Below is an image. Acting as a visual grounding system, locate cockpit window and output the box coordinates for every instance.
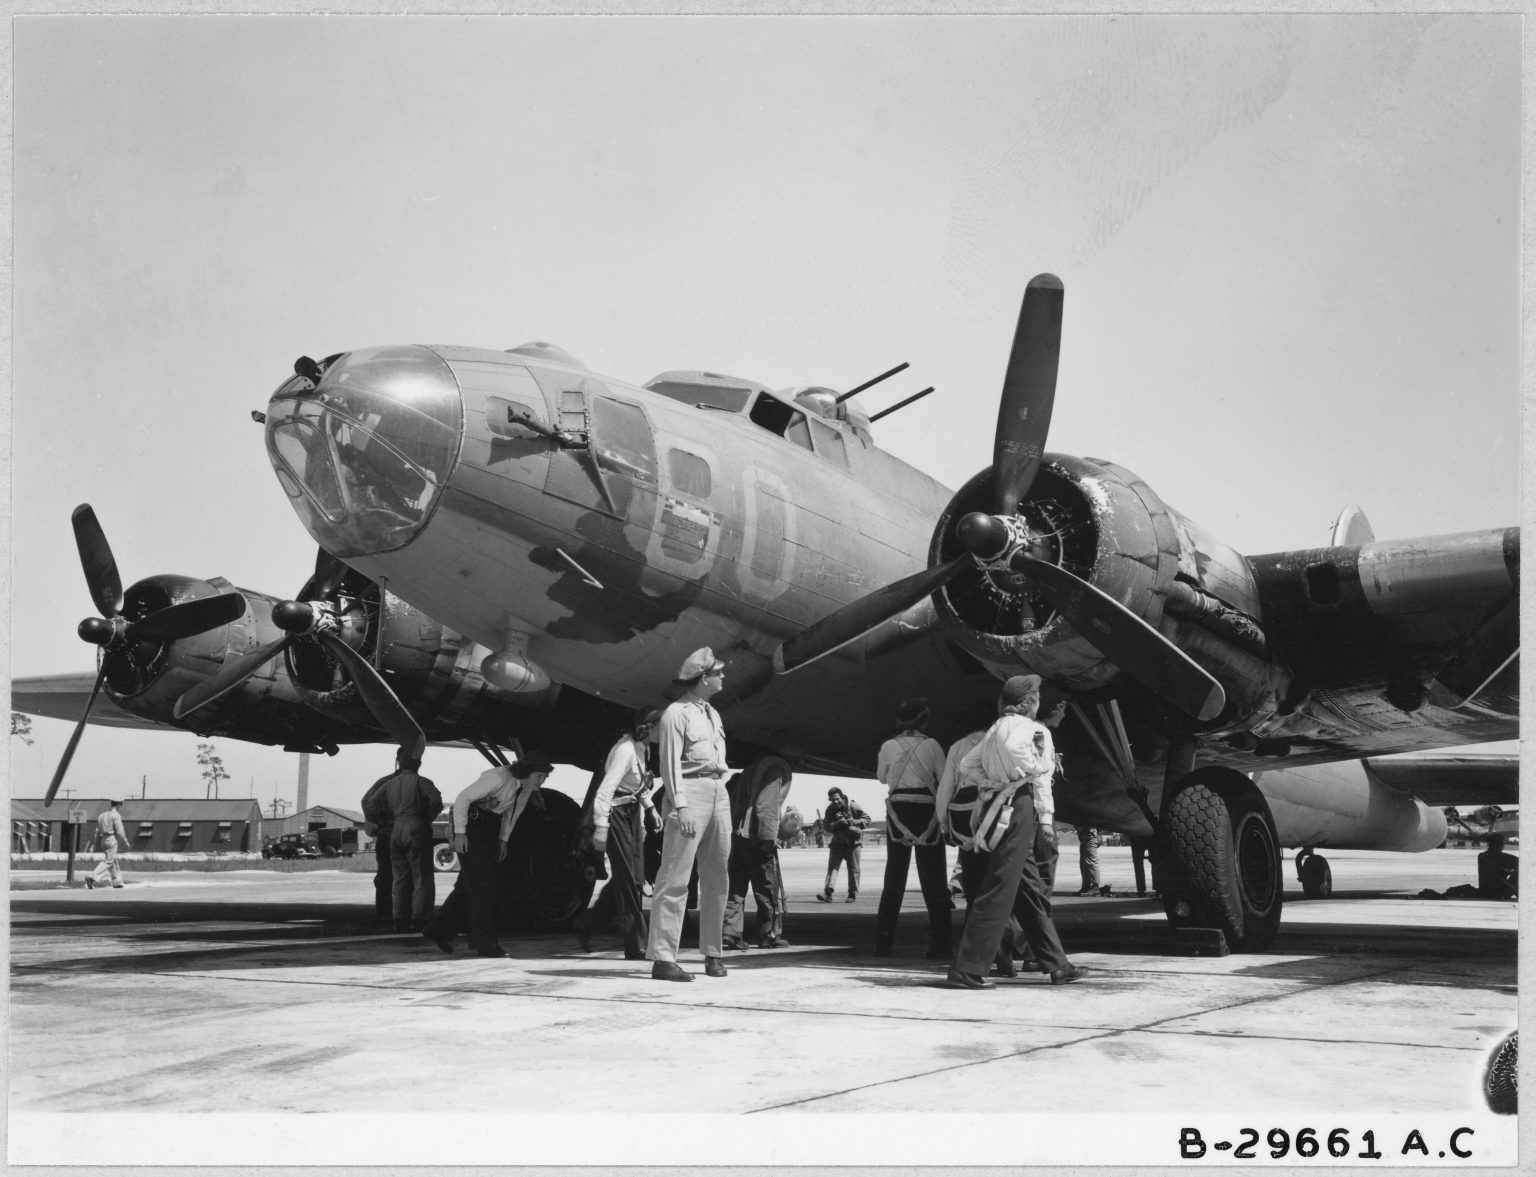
[646,381,752,413]
[749,393,813,451]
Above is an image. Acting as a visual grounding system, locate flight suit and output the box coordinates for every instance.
[378,769,444,928]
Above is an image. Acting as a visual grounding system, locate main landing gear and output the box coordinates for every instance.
[1295,846,1332,899]
[1159,765,1284,952]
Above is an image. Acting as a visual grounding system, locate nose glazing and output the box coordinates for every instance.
[264,346,463,558]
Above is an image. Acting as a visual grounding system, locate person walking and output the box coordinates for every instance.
[816,787,868,902]
[364,750,444,932]
[873,698,952,960]
[723,759,793,949]
[84,798,128,890]
[421,755,553,958]
[576,708,662,960]
[945,675,1088,989]
[647,648,733,982]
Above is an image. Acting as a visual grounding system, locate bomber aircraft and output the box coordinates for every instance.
[17,275,1518,950]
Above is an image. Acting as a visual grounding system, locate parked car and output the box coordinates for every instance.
[263,833,321,860]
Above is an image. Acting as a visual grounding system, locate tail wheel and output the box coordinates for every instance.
[1161,767,1283,952]
[432,842,459,873]
[499,789,595,932]
[1297,851,1332,899]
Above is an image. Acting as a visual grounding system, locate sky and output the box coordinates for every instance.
[4,12,1523,822]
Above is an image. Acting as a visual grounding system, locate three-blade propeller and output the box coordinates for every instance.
[172,549,426,760]
[44,506,248,805]
[772,275,1226,722]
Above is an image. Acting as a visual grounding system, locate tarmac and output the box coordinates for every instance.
[7,844,1521,1168]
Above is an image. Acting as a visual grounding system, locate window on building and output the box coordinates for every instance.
[175,822,193,839]
[136,823,154,839]
[214,821,233,844]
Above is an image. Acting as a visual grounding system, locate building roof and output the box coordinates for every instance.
[292,805,366,825]
[13,798,263,822]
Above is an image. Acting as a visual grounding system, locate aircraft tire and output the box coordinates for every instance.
[500,789,596,933]
[1298,853,1332,900]
[1161,768,1282,952]
[432,842,459,873]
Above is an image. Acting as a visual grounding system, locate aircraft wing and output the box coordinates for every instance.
[1359,753,1521,807]
[11,674,173,732]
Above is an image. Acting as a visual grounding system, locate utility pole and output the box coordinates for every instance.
[141,774,147,799]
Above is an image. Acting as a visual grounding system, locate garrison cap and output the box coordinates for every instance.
[678,646,724,680]
[1000,674,1043,707]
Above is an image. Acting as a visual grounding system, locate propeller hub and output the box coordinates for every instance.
[956,512,1011,560]
[77,616,119,647]
[272,600,316,634]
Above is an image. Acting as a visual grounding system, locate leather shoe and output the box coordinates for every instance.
[623,950,648,961]
[721,937,750,951]
[652,960,693,982]
[704,956,728,978]
[422,929,453,954]
[993,956,1019,978]
[756,938,789,949]
[845,895,857,903]
[814,893,833,903]
[1050,963,1090,985]
[944,969,996,990]
[476,946,509,959]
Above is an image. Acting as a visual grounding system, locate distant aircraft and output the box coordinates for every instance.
[16,275,1518,950]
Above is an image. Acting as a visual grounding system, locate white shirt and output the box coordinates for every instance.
[452,766,539,842]
[959,713,1057,826]
[96,808,128,843]
[592,736,651,833]
[877,734,946,802]
[935,730,986,821]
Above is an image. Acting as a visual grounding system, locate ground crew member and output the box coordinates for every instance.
[723,759,792,949]
[359,779,395,928]
[647,647,732,982]
[946,675,1088,989]
[874,698,952,960]
[84,798,127,890]
[1075,824,1102,895]
[817,787,868,903]
[421,755,553,958]
[576,708,661,959]
[364,750,443,931]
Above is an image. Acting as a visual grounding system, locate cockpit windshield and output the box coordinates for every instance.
[264,346,462,558]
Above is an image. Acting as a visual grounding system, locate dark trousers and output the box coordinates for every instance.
[423,813,501,952]
[577,803,648,955]
[1131,836,1152,895]
[389,821,435,926]
[724,835,782,944]
[823,840,861,898]
[876,840,952,953]
[955,792,1068,976]
[373,830,395,924]
[958,814,1057,965]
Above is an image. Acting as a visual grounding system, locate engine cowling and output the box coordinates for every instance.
[930,455,1288,727]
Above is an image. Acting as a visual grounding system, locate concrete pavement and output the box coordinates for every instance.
[8,845,1519,1166]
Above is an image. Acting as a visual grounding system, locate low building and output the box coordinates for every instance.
[261,806,370,848]
[11,798,264,854]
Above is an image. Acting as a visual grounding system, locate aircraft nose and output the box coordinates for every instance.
[263,345,464,559]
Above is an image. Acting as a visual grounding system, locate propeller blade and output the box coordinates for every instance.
[773,555,974,674]
[128,593,248,643]
[71,504,124,618]
[994,274,1064,516]
[44,665,108,806]
[173,634,292,719]
[1009,552,1225,722]
[316,632,426,758]
[1428,593,1519,708]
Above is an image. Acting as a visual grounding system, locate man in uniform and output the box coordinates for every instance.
[647,647,733,982]
[816,787,868,903]
[364,749,444,932]
[84,798,128,890]
[421,755,553,958]
[723,760,792,949]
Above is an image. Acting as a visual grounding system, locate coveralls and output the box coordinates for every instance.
[375,768,443,927]
[423,767,538,953]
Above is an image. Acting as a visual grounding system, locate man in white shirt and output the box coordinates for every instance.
[421,755,553,958]
[85,799,128,890]
[945,676,1088,990]
[647,647,733,982]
